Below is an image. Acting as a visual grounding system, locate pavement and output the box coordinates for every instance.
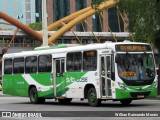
[0,91,3,95]
[0,91,159,99]
[151,95,160,100]
[0,91,11,97]
[0,91,4,96]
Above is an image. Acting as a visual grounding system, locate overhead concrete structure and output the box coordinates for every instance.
[0,12,43,41]
[0,31,130,39]
[48,0,117,43]
[0,0,118,45]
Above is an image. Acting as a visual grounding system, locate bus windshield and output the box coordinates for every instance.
[117,53,155,81]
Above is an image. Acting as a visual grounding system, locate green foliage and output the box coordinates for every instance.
[91,0,106,5]
[91,0,108,10]
[28,22,42,31]
[118,0,160,45]
[91,0,160,47]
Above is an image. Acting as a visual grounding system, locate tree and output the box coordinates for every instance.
[91,0,108,7]
[118,0,160,45]
[91,0,160,47]
[28,22,42,31]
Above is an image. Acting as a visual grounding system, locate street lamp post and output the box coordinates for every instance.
[42,0,48,46]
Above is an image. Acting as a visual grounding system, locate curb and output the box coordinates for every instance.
[0,94,12,97]
[0,91,12,97]
[147,96,160,100]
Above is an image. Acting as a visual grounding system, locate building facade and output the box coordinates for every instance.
[35,0,126,32]
[0,0,127,55]
[0,0,126,31]
[0,0,36,29]
[0,0,128,86]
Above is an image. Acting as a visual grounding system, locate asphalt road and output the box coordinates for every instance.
[0,91,160,120]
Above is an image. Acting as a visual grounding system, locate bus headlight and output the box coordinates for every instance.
[118,82,127,90]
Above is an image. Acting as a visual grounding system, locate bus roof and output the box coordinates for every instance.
[3,41,151,58]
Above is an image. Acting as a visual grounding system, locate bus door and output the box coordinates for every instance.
[100,55,112,98]
[54,58,66,97]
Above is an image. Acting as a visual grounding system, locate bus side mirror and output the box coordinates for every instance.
[115,55,119,63]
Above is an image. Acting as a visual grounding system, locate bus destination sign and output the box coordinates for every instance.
[115,44,152,52]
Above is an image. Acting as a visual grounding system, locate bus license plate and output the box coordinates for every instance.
[137,95,144,98]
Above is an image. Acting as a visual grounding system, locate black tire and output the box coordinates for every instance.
[87,88,101,107]
[120,99,132,106]
[29,87,45,104]
[58,98,72,104]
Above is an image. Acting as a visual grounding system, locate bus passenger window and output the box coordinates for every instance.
[38,55,52,72]
[4,59,13,74]
[25,56,37,73]
[13,58,24,74]
[67,52,82,72]
[83,50,97,71]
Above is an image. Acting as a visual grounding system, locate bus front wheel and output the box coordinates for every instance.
[87,88,101,107]
[120,99,132,106]
[29,87,45,104]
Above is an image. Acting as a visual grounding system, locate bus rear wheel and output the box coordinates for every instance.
[87,88,101,107]
[58,98,72,104]
[29,87,45,104]
[120,99,132,106]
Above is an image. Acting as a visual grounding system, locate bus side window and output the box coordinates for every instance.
[13,57,24,74]
[25,56,37,73]
[83,50,97,71]
[66,52,82,72]
[4,59,13,74]
[38,55,52,73]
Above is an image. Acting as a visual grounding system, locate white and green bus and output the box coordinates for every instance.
[2,41,157,106]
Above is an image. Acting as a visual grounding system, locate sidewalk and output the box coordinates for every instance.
[152,95,160,100]
[0,91,11,97]
[0,91,4,96]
